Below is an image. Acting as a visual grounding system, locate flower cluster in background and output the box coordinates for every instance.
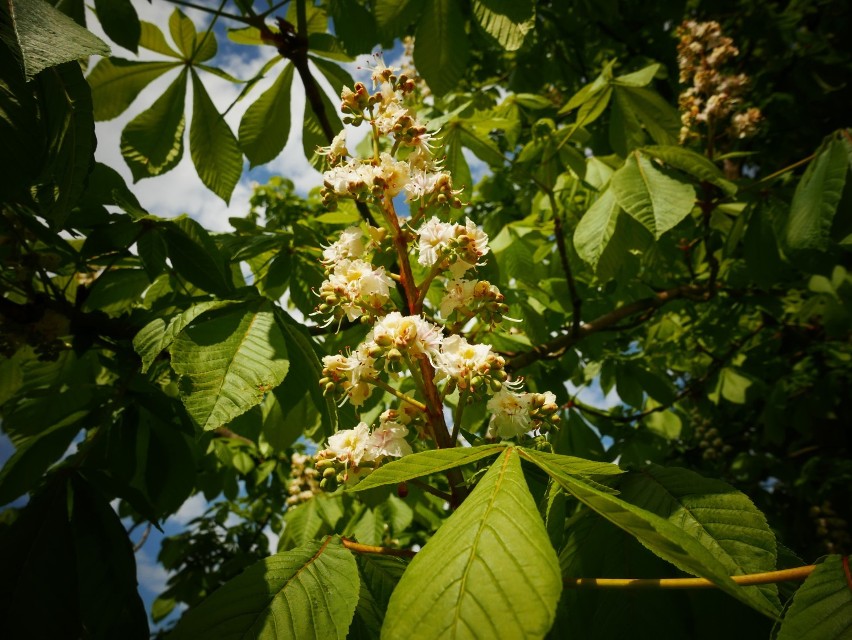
[311,55,561,486]
[677,20,762,143]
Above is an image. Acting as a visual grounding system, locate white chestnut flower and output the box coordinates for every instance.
[370,312,443,362]
[327,259,393,321]
[322,226,365,266]
[435,335,494,385]
[368,421,413,459]
[417,217,456,267]
[327,422,372,466]
[486,388,532,439]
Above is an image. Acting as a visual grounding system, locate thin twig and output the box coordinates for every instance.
[564,565,816,589]
[132,523,152,552]
[341,537,417,558]
[410,478,453,502]
[364,376,427,412]
[547,190,582,335]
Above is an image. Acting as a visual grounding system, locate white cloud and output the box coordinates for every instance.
[263,525,280,553]
[136,548,169,596]
[168,492,208,526]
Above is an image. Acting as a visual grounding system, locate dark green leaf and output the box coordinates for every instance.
[94,0,140,53]
[374,0,425,35]
[776,555,852,640]
[413,0,469,96]
[642,145,737,195]
[574,185,621,268]
[471,0,534,51]
[6,0,109,80]
[170,537,359,640]
[162,215,234,295]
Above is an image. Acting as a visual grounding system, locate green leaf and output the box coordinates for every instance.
[239,63,294,167]
[168,8,197,58]
[374,0,425,35]
[574,185,622,268]
[6,0,109,80]
[0,420,81,506]
[170,300,290,431]
[413,0,469,96]
[94,0,140,53]
[383,448,562,639]
[617,465,780,614]
[352,554,408,638]
[610,85,680,152]
[612,63,660,87]
[302,84,343,170]
[785,136,849,250]
[170,537,359,640]
[471,0,534,51]
[139,21,181,57]
[134,300,239,373]
[162,215,234,295]
[88,58,177,121]
[120,68,187,180]
[522,449,781,617]
[516,448,624,478]
[611,151,696,238]
[328,0,378,56]
[190,70,243,202]
[81,269,150,316]
[776,555,852,640]
[641,145,737,195]
[348,444,507,492]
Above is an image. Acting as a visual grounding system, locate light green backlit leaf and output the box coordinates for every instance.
[471,0,534,51]
[574,186,622,268]
[382,448,561,640]
[88,58,177,121]
[239,63,294,167]
[776,555,852,640]
[170,300,290,431]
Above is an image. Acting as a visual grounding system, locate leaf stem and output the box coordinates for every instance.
[341,537,417,558]
[364,376,427,412]
[450,392,466,444]
[564,565,816,589]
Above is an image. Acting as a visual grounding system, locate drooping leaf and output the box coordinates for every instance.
[6,0,109,80]
[383,448,562,640]
[190,70,243,202]
[348,444,507,492]
[520,449,780,617]
[94,0,140,53]
[239,63,294,167]
[88,58,177,121]
[413,0,469,97]
[574,185,622,268]
[471,0,534,52]
[785,136,849,251]
[642,145,737,195]
[352,554,408,638]
[776,555,852,640]
[169,300,290,431]
[611,151,696,238]
[170,537,359,640]
[120,68,187,180]
[616,465,781,615]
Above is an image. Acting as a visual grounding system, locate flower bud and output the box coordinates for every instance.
[323,467,337,479]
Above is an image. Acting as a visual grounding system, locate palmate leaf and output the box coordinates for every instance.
[169,299,290,431]
[88,58,178,121]
[190,70,243,202]
[776,555,852,639]
[348,444,507,492]
[120,68,186,181]
[239,63,295,167]
[521,449,780,618]
[574,185,622,268]
[611,151,696,238]
[170,537,359,640]
[383,448,561,640]
[413,0,469,96]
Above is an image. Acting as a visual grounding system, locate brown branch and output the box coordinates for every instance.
[565,565,816,589]
[410,478,453,502]
[549,192,582,336]
[341,537,417,558]
[507,284,711,372]
[132,523,152,552]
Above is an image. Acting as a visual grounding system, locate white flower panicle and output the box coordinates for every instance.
[311,54,564,490]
